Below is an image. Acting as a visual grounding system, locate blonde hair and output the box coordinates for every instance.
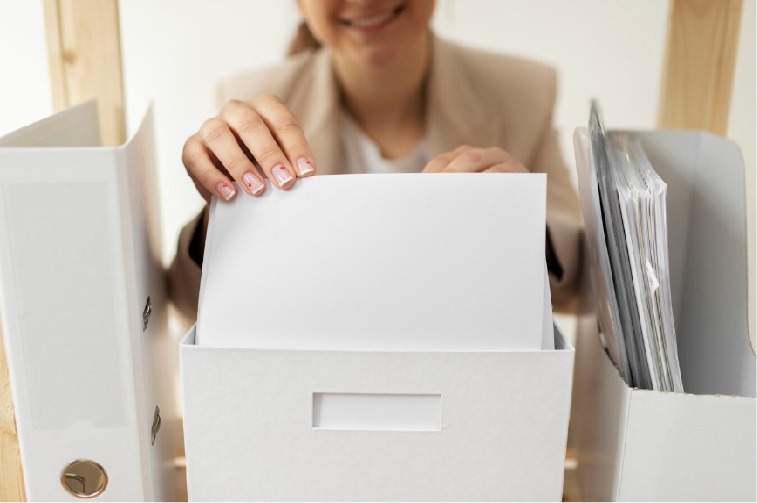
[287,21,322,56]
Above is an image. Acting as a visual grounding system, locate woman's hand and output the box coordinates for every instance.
[182,95,317,202]
[422,145,528,174]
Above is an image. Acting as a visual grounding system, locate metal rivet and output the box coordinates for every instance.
[61,460,108,498]
[142,296,152,332]
[151,405,161,446]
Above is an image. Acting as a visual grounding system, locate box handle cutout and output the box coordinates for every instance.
[312,392,441,431]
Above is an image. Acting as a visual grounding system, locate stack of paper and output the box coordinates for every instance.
[610,133,683,392]
[586,102,683,392]
[196,174,552,352]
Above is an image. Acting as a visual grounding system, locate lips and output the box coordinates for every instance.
[339,3,407,29]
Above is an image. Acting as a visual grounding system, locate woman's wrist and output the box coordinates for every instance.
[545,227,563,280]
[189,206,210,267]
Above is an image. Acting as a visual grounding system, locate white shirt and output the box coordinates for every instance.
[340,111,430,174]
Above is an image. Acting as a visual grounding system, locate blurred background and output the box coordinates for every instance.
[0,0,754,339]
[0,3,754,500]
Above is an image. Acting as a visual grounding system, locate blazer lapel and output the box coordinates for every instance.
[426,35,500,157]
[288,48,343,175]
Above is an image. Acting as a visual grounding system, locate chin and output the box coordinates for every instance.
[353,44,402,68]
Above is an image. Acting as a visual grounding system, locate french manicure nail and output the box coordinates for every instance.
[297,157,315,176]
[242,172,265,195]
[216,181,236,201]
[272,164,293,187]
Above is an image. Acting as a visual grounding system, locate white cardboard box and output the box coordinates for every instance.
[0,102,179,501]
[180,324,573,501]
[571,129,757,501]
[180,175,574,501]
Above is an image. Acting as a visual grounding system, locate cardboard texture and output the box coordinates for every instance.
[571,129,756,501]
[0,103,178,501]
[181,325,574,501]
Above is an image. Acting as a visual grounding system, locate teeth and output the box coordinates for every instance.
[350,11,394,27]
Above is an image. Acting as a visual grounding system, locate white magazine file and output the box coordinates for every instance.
[571,128,756,501]
[0,102,177,501]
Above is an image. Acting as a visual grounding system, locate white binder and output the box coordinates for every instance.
[0,102,177,501]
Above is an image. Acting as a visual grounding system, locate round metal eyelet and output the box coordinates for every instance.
[61,459,108,498]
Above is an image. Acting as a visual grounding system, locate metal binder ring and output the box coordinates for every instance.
[142,296,152,332]
[151,405,162,445]
[61,459,108,498]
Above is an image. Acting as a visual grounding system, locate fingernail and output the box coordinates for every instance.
[297,157,315,176]
[272,164,294,187]
[216,181,236,201]
[242,172,265,196]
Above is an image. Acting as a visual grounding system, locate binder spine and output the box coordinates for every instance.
[0,148,147,500]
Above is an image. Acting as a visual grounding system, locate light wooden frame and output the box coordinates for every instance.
[43,0,126,146]
[658,0,743,134]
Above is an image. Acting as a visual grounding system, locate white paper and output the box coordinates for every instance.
[197,173,547,351]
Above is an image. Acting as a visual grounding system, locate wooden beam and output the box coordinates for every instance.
[43,0,126,146]
[658,0,743,135]
[0,326,25,502]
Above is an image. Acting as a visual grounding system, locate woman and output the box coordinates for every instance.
[168,0,583,321]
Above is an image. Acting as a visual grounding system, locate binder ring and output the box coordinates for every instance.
[61,460,108,498]
[142,296,152,332]
[151,405,162,445]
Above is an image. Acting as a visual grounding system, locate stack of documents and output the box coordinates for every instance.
[585,102,683,392]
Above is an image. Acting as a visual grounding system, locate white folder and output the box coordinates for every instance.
[0,102,177,501]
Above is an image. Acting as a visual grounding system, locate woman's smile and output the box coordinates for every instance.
[338,2,408,35]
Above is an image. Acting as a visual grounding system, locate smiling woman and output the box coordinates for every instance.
[168,0,584,322]
[300,0,434,67]
[341,5,406,28]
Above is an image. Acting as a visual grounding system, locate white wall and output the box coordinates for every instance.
[0,0,51,137]
[119,0,300,265]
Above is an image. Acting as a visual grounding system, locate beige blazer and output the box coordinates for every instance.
[168,35,584,321]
